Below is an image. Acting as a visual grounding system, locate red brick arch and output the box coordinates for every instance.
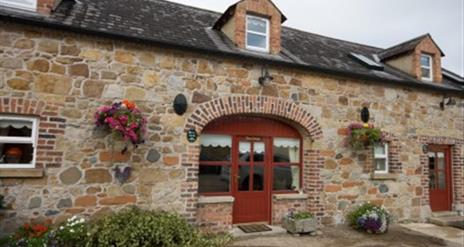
[181,95,324,229]
[185,95,323,140]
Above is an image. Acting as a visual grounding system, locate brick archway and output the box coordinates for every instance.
[181,96,324,229]
[185,95,323,141]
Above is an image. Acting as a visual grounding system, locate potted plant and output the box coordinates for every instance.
[347,123,384,150]
[347,203,391,234]
[282,211,316,234]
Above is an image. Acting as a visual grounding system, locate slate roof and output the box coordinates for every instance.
[0,0,462,92]
[378,33,445,60]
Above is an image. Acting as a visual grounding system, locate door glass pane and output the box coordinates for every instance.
[238,165,250,191]
[273,166,300,191]
[0,143,34,164]
[200,134,231,161]
[437,152,445,170]
[253,165,264,191]
[253,142,265,162]
[428,152,436,189]
[273,138,300,163]
[0,119,33,137]
[238,142,251,162]
[438,171,446,190]
[198,165,230,193]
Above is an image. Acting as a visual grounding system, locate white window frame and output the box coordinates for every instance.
[373,143,389,174]
[0,115,39,169]
[245,15,270,53]
[420,54,433,81]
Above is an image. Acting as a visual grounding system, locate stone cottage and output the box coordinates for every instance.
[0,0,463,234]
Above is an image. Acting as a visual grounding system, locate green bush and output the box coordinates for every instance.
[293,212,313,220]
[347,203,390,231]
[86,207,230,247]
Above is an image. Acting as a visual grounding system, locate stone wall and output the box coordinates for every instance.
[0,21,463,234]
[272,196,308,225]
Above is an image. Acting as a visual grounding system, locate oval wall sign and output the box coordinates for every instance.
[173,94,188,115]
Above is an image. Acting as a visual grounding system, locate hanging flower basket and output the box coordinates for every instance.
[95,100,147,153]
[347,123,384,150]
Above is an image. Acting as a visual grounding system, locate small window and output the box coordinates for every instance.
[420,54,433,81]
[199,134,232,194]
[246,15,270,52]
[0,0,37,11]
[373,143,389,174]
[0,115,39,168]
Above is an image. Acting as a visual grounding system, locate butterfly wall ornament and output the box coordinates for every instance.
[114,164,132,184]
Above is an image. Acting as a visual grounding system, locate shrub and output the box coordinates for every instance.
[49,216,89,247]
[347,203,391,234]
[292,212,313,220]
[86,207,230,247]
[1,223,51,247]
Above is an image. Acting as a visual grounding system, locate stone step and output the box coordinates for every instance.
[431,211,459,218]
[429,215,464,229]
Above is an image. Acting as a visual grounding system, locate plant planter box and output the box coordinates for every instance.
[282,217,317,234]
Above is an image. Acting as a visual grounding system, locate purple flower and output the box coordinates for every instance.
[363,217,382,232]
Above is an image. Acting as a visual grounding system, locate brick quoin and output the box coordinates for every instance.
[181,95,324,226]
[0,97,66,168]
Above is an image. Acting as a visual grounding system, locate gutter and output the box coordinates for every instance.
[0,14,462,94]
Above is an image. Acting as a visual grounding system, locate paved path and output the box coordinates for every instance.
[230,224,459,247]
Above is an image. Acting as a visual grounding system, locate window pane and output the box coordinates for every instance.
[0,143,34,164]
[200,134,231,161]
[238,165,250,191]
[273,166,300,191]
[374,158,387,172]
[421,55,431,67]
[253,142,265,162]
[198,165,230,193]
[253,165,264,191]
[247,17,267,33]
[0,119,33,137]
[374,143,386,156]
[421,68,431,79]
[247,33,267,49]
[273,138,300,163]
[438,170,446,190]
[238,142,251,162]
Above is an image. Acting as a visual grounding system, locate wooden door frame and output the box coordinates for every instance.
[428,144,453,211]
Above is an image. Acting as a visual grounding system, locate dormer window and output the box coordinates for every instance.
[420,54,433,81]
[0,0,37,11]
[246,15,270,52]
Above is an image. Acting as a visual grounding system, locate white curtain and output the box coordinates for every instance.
[200,134,231,147]
[291,166,300,190]
[0,120,32,129]
[274,138,300,163]
[254,142,265,154]
[239,142,250,154]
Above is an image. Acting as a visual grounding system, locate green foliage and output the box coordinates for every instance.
[293,212,313,220]
[86,207,230,247]
[1,223,50,247]
[53,216,90,247]
[349,127,382,150]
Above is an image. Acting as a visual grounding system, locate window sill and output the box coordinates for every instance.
[371,173,398,180]
[0,168,44,178]
[198,196,234,204]
[273,193,308,201]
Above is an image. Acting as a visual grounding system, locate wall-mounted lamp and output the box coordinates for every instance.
[258,66,273,86]
[173,94,188,115]
[361,107,370,123]
[440,96,456,110]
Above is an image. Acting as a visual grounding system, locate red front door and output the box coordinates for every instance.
[232,137,271,224]
[428,145,452,212]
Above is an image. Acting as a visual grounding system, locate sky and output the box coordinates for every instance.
[168,0,464,76]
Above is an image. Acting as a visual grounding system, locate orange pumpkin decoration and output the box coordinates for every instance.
[6,147,23,158]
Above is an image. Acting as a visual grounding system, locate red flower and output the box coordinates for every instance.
[122,99,136,110]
